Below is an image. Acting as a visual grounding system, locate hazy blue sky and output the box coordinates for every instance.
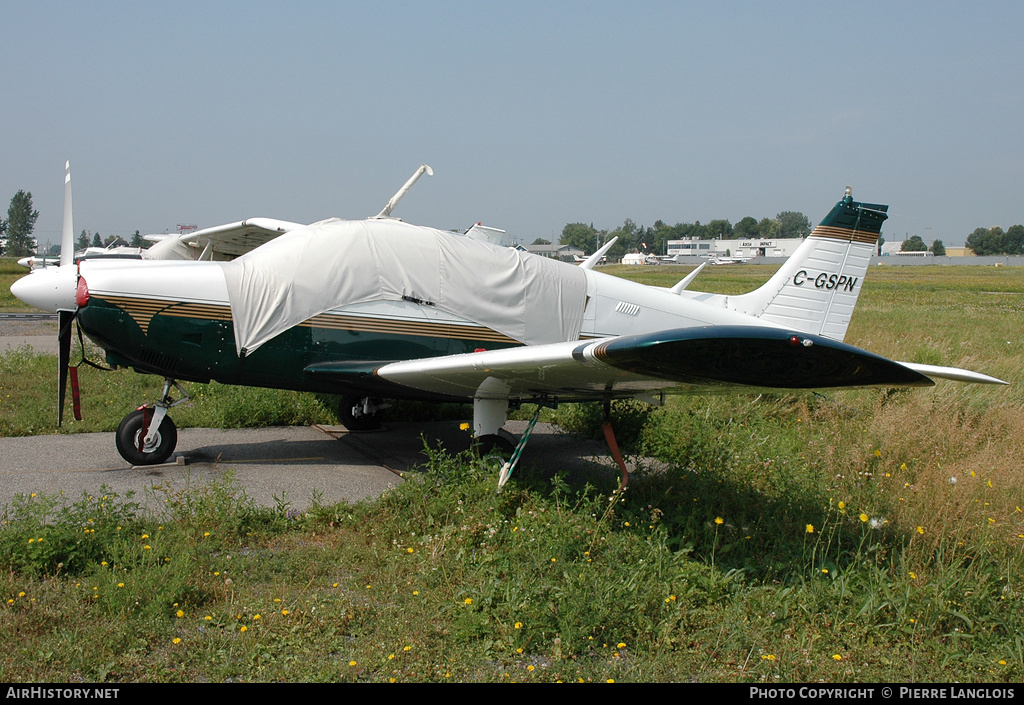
[3,1,1022,248]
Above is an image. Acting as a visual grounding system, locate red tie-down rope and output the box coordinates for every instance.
[601,420,629,492]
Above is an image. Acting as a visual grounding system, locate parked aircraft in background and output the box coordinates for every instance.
[11,170,1005,478]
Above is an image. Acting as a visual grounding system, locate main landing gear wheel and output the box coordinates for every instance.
[115,409,178,466]
[339,395,385,431]
[472,429,517,457]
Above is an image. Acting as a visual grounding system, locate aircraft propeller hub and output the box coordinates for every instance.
[75,276,89,308]
[10,266,79,313]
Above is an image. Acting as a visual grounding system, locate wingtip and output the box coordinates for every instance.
[896,362,1009,386]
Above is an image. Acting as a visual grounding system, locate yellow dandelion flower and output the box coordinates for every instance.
[173,638,181,644]
[762,654,776,661]
[617,642,626,648]
[349,661,357,667]
[860,513,868,522]
[515,622,522,629]
[205,616,212,621]
[833,654,842,661]
[916,527,925,535]
[464,598,472,605]
[909,572,917,579]
[240,625,247,633]
[873,449,881,457]
[117,583,124,588]
[282,609,289,616]
[714,517,723,525]
[253,614,261,620]
[838,501,845,510]
[407,547,414,553]
[527,665,535,672]
[459,422,470,431]
[413,590,419,596]
[806,524,814,534]
[404,646,412,652]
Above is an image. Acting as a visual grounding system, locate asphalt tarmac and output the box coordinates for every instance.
[0,322,624,513]
[0,419,622,513]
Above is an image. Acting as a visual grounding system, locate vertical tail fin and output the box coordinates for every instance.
[728,188,887,341]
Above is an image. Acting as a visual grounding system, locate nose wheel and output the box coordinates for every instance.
[115,408,177,465]
[114,378,189,466]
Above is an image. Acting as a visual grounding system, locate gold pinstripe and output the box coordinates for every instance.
[97,296,518,343]
[809,225,879,245]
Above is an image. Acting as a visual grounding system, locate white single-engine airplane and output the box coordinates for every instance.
[11,164,1005,473]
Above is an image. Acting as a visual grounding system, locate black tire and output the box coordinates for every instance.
[472,431,517,458]
[338,395,383,431]
[115,409,177,466]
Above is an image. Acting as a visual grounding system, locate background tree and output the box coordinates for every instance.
[1002,224,1024,255]
[0,216,6,255]
[91,232,102,248]
[900,235,928,252]
[531,238,551,245]
[757,217,781,238]
[776,211,811,238]
[559,222,599,255]
[965,227,1004,255]
[5,190,40,256]
[706,219,733,239]
[733,216,759,239]
[77,229,90,250]
[930,239,946,256]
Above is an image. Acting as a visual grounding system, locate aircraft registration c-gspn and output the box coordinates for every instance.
[10,165,1006,479]
[791,270,859,292]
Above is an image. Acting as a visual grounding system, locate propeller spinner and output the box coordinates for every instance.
[9,162,84,425]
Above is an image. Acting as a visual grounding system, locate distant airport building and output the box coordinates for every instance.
[879,242,934,257]
[523,243,584,261]
[667,237,804,259]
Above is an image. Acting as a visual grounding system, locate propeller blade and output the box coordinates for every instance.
[58,309,74,426]
[60,161,74,268]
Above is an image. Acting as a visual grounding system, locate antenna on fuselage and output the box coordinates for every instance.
[578,236,618,270]
[372,164,434,219]
[669,261,708,294]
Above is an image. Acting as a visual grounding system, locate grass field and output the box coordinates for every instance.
[1,258,1022,682]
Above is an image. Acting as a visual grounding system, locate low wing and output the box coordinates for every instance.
[374,326,1002,403]
[144,218,305,260]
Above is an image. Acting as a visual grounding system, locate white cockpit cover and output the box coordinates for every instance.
[218,218,588,356]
